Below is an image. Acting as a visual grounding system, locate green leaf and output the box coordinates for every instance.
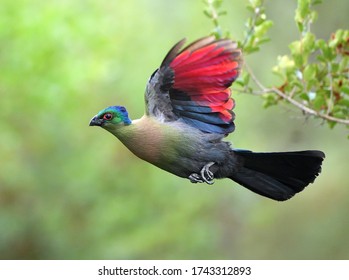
[244,45,260,54]
[296,22,304,33]
[262,93,278,108]
[309,10,318,24]
[235,73,251,89]
[331,62,339,73]
[339,56,349,72]
[289,41,301,55]
[316,38,326,49]
[303,64,316,81]
[332,105,347,119]
[289,45,303,67]
[316,54,327,63]
[277,55,295,69]
[299,92,310,101]
[215,0,224,8]
[341,86,349,95]
[317,39,336,61]
[243,73,251,85]
[234,79,245,87]
[327,120,337,129]
[295,0,310,23]
[329,29,344,48]
[312,0,322,5]
[312,95,326,110]
[254,20,273,38]
[203,9,212,18]
[246,5,255,13]
[302,33,316,53]
[294,53,304,68]
[338,98,349,107]
[249,0,262,8]
[257,37,271,45]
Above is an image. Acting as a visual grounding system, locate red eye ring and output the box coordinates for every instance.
[103,113,113,120]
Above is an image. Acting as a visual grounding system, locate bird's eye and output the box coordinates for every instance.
[103,113,113,120]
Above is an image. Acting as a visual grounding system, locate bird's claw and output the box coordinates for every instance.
[201,162,215,184]
[189,173,204,184]
[189,162,215,185]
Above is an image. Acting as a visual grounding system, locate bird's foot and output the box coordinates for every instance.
[189,162,215,185]
[189,173,204,184]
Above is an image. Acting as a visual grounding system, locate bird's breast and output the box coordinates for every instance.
[115,116,178,166]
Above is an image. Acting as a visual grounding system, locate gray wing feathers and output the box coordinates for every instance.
[144,39,187,122]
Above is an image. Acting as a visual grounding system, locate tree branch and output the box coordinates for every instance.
[245,63,349,125]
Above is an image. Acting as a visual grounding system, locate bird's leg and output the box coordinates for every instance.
[200,162,215,185]
[189,162,216,185]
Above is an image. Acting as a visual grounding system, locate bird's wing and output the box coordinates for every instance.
[145,36,242,134]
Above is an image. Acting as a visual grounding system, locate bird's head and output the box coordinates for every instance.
[89,106,132,131]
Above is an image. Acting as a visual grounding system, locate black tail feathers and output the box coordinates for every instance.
[230,150,325,201]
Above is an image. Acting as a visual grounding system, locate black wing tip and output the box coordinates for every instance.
[160,38,187,69]
[160,36,242,69]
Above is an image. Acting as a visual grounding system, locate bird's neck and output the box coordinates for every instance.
[107,115,165,163]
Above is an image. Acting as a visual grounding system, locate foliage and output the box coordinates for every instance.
[204,0,349,135]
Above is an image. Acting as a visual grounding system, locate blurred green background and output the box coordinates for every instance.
[1,0,348,259]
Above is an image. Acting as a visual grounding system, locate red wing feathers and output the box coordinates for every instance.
[159,37,242,134]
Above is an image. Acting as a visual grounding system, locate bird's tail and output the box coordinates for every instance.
[229,150,325,201]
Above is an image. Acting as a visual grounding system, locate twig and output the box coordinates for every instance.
[244,63,349,125]
[205,0,223,38]
[241,3,261,48]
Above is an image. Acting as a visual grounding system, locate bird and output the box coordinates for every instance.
[89,36,325,201]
